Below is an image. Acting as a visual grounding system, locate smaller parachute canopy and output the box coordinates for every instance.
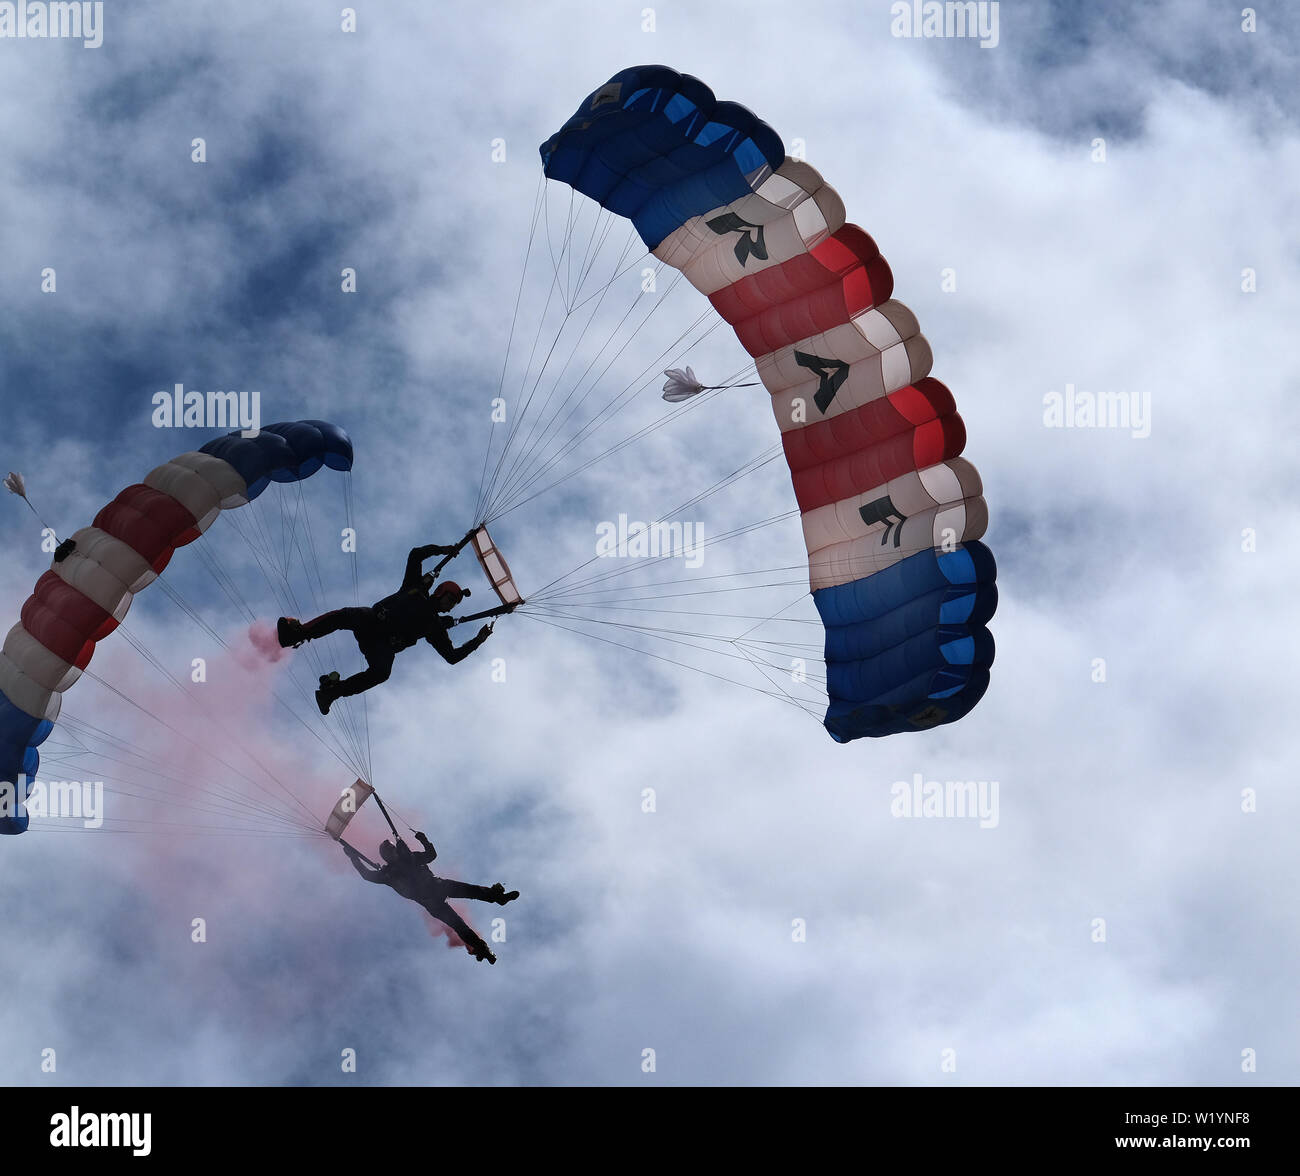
[4,472,26,499]
[472,526,523,607]
[325,778,374,840]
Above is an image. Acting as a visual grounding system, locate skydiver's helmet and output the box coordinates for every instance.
[431,581,469,612]
[379,839,413,863]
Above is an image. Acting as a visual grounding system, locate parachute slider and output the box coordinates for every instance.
[470,525,523,607]
[325,778,374,840]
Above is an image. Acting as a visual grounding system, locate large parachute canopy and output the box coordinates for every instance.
[538,66,997,740]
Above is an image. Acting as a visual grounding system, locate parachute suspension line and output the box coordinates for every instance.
[40,712,312,835]
[341,474,373,786]
[73,660,322,834]
[726,589,828,709]
[476,172,547,524]
[286,482,366,780]
[523,603,821,670]
[485,234,649,517]
[81,634,322,832]
[485,324,750,522]
[567,198,625,310]
[548,178,626,312]
[523,569,831,710]
[487,364,721,522]
[488,315,765,521]
[542,180,576,306]
[526,446,788,600]
[487,193,771,521]
[481,173,718,522]
[481,215,646,521]
[522,518,810,674]
[732,639,818,715]
[213,507,371,783]
[483,266,712,521]
[225,483,375,780]
[482,235,656,518]
[48,825,321,838]
[160,542,373,794]
[521,597,821,630]
[155,483,372,786]
[41,724,313,834]
[175,528,363,782]
[518,610,825,722]
[287,479,373,784]
[536,564,810,603]
[477,192,590,516]
[543,508,801,599]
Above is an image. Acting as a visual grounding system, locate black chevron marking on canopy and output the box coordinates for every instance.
[858,494,907,548]
[794,351,850,414]
[706,212,768,266]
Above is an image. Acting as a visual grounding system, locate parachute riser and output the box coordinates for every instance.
[455,602,522,625]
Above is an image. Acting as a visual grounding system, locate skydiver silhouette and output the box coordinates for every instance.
[341,833,519,964]
[277,532,516,714]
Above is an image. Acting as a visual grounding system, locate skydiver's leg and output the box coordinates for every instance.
[299,607,376,643]
[329,645,395,698]
[436,880,517,905]
[423,900,495,962]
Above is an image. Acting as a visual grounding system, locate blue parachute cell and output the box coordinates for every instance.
[198,420,353,501]
[540,65,785,252]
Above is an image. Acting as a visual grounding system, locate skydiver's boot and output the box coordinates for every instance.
[489,883,520,905]
[316,671,342,716]
[470,940,497,965]
[277,617,306,648]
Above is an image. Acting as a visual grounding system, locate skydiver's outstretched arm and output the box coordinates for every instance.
[411,831,437,865]
[402,533,477,590]
[425,623,492,665]
[342,842,387,883]
[401,545,443,590]
[455,602,518,623]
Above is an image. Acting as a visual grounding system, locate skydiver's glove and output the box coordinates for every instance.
[415,831,436,858]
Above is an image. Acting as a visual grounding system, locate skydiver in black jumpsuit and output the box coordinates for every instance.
[277,535,515,714]
[341,833,519,964]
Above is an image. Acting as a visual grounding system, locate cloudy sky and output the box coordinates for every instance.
[1,0,1297,1086]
